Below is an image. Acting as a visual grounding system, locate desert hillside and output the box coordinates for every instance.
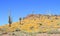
[0,14,60,36]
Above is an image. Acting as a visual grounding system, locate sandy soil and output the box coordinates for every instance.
[2,34,9,36]
[1,33,60,36]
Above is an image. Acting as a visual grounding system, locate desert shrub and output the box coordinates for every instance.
[47,29,60,34]
[15,28,20,32]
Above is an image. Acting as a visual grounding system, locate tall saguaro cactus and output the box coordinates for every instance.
[8,10,12,27]
[9,16,12,27]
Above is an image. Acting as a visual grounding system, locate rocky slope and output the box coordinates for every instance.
[0,14,60,36]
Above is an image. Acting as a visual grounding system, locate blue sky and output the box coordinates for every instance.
[0,0,60,25]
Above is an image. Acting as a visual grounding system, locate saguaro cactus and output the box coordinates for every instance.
[8,10,12,27]
[8,16,12,27]
[19,17,22,24]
